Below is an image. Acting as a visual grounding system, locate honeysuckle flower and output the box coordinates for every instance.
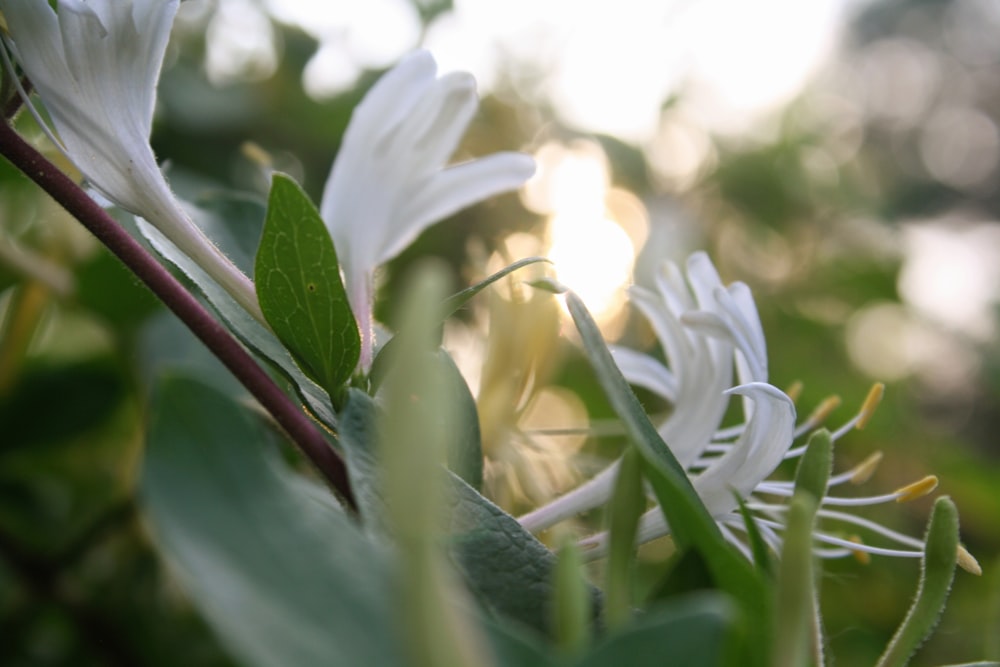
[519,251,774,532]
[319,50,536,373]
[0,0,263,321]
[519,252,978,572]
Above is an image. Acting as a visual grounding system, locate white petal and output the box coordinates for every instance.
[609,346,677,400]
[379,152,535,263]
[693,382,795,517]
[404,71,478,169]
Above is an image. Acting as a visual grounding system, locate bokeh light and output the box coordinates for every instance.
[521,140,647,325]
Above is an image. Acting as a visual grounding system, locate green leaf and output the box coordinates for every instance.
[445,472,602,637]
[776,429,833,666]
[374,347,483,490]
[793,429,833,503]
[255,173,360,398]
[563,291,716,545]
[137,213,338,429]
[605,447,645,629]
[552,539,592,655]
[735,494,774,577]
[141,375,405,667]
[772,494,821,667]
[876,496,961,667]
[571,593,733,667]
[564,290,771,665]
[439,256,551,319]
[480,618,557,667]
[337,388,599,636]
[378,263,490,667]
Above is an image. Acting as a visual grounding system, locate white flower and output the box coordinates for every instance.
[0,0,263,321]
[520,252,972,570]
[519,251,777,531]
[319,50,536,373]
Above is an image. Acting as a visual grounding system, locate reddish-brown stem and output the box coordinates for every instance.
[0,120,356,510]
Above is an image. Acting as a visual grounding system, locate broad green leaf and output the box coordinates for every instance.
[337,389,389,532]
[137,214,338,429]
[480,616,557,667]
[141,375,405,667]
[564,290,771,665]
[877,497,961,667]
[255,173,359,398]
[337,388,597,637]
[446,472,602,637]
[571,593,733,667]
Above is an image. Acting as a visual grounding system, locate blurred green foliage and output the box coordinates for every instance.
[0,0,998,664]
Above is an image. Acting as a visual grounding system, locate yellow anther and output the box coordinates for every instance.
[241,141,273,167]
[850,451,884,485]
[807,395,842,425]
[785,380,804,403]
[848,535,871,565]
[957,546,982,576]
[894,475,938,502]
[855,382,885,430]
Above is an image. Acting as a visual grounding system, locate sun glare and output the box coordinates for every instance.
[521,141,644,325]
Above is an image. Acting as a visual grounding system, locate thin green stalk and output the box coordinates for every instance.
[876,497,960,667]
[604,446,645,629]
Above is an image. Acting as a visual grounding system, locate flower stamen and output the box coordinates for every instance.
[893,475,939,503]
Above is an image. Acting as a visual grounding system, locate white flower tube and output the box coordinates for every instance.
[319,51,536,372]
[0,0,263,321]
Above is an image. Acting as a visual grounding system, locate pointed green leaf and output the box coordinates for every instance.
[255,173,360,398]
[378,264,490,667]
[773,494,820,667]
[136,210,338,429]
[553,539,592,656]
[571,593,733,667]
[794,429,833,503]
[564,290,771,665]
[141,375,405,667]
[735,494,774,577]
[605,447,645,629]
[877,497,961,667]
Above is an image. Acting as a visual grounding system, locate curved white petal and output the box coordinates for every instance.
[693,382,796,517]
[386,153,536,262]
[609,346,677,400]
[318,50,535,372]
[1,0,262,321]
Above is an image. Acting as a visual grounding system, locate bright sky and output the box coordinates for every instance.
[202,0,869,139]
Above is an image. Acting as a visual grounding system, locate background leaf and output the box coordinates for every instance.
[570,593,733,667]
[141,375,405,667]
